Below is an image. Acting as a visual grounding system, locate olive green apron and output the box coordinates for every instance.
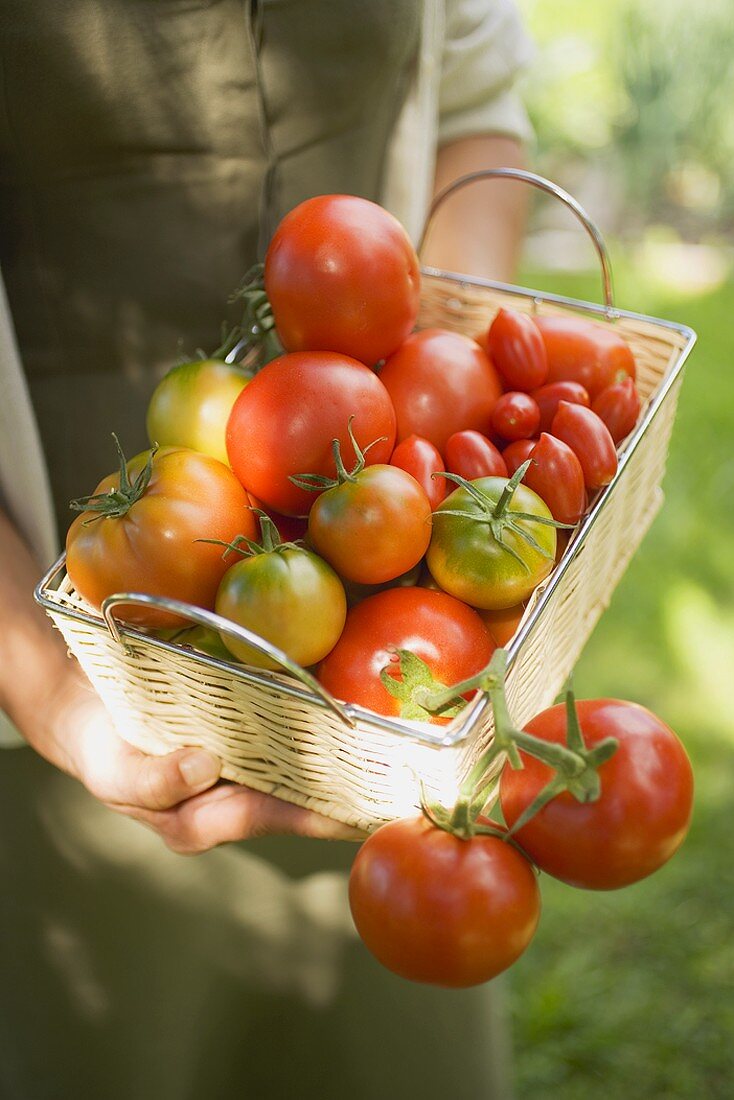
[0,3,511,1096]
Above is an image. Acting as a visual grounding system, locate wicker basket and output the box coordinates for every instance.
[35,173,696,833]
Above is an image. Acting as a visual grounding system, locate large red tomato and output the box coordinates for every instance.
[264,195,421,366]
[349,817,541,987]
[379,329,503,452]
[500,699,694,889]
[226,352,396,516]
[317,587,494,721]
[66,447,256,629]
[535,315,636,399]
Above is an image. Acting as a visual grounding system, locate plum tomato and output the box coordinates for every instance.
[317,587,495,721]
[445,430,507,480]
[146,359,249,467]
[306,464,432,586]
[523,433,587,526]
[502,439,537,476]
[263,195,420,366]
[535,315,636,399]
[226,351,396,516]
[592,376,642,443]
[66,444,256,629]
[379,329,503,452]
[427,475,557,610]
[486,308,548,391]
[390,435,447,510]
[551,401,618,491]
[500,698,694,890]
[531,380,590,435]
[491,391,541,442]
[349,817,541,987]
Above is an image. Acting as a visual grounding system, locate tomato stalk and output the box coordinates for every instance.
[69,435,156,523]
[198,509,303,559]
[210,264,283,368]
[289,417,388,492]
[433,461,572,573]
[412,648,619,841]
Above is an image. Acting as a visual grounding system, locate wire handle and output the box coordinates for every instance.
[100,592,356,728]
[418,167,615,310]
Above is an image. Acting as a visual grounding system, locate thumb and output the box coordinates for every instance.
[114,746,223,811]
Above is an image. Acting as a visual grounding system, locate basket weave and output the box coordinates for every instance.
[36,271,695,832]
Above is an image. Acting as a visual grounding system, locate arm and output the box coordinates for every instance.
[420,133,528,281]
[0,510,360,849]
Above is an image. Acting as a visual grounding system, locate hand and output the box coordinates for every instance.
[48,673,364,852]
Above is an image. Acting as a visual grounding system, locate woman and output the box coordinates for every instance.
[0,2,533,1096]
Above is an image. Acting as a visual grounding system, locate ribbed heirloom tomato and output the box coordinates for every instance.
[226,351,396,516]
[263,195,421,365]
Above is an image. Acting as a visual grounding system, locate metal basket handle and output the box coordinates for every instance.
[418,167,615,311]
[100,592,356,728]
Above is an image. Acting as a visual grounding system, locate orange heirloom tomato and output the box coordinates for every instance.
[66,443,256,629]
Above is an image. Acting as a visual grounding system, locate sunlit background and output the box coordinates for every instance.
[506,2,734,1095]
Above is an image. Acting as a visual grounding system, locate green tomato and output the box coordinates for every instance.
[426,476,556,610]
[215,547,347,669]
[171,625,239,663]
[146,359,248,466]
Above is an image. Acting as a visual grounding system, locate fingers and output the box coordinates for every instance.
[133,783,366,854]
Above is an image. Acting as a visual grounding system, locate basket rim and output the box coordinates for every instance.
[35,270,697,750]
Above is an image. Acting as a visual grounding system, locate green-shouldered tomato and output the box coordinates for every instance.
[147,359,249,466]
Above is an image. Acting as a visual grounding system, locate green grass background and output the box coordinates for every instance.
[506,259,734,1098]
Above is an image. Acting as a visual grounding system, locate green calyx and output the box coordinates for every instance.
[210,263,283,367]
[380,649,467,723]
[414,648,619,845]
[198,509,304,560]
[433,461,572,574]
[289,416,387,493]
[69,434,156,523]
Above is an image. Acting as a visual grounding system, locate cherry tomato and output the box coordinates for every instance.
[502,439,537,476]
[523,433,587,526]
[307,465,432,585]
[535,315,636,399]
[486,308,548,390]
[427,477,556,610]
[146,359,249,467]
[226,352,396,516]
[479,603,526,646]
[317,587,494,721]
[551,401,618,491]
[491,391,541,442]
[592,376,642,443]
[390,435,447,510]
[66,446,256,629]
[531,380,590,435]
[500,699,694,890]
[264,195,420,365]
[349,817,541,987]
[216,545,346,670]
[379,329,503,452]
[445,430,507,480]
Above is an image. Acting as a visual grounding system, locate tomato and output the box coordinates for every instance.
[535,315,636,399]
[307,465,432,585]
[341,563,422,609]
[427,476,556,609]
[263,195,420,366]
[349,817,541,987]
[66,446,256,629]
[317,587,494,721]
[226,351,396,516]
[523,433,587,526]
[146,359,249,467]
[390,435,447,510]
[445,430,507,480]
[215,543,346,670]
[246,492,309,543]
[486,308,548,391]
[551,401,618,491]
[171,625,239,663]
[491,391,541,442]
[479,603,526,646]
[531,380,590,435]
[502,439,537,476]
[379,329,503,452]
[500,699,694,890]
[592,376,642,443]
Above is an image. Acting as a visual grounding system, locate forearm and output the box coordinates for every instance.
[421,134,528,282]
[0,508,83,771]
